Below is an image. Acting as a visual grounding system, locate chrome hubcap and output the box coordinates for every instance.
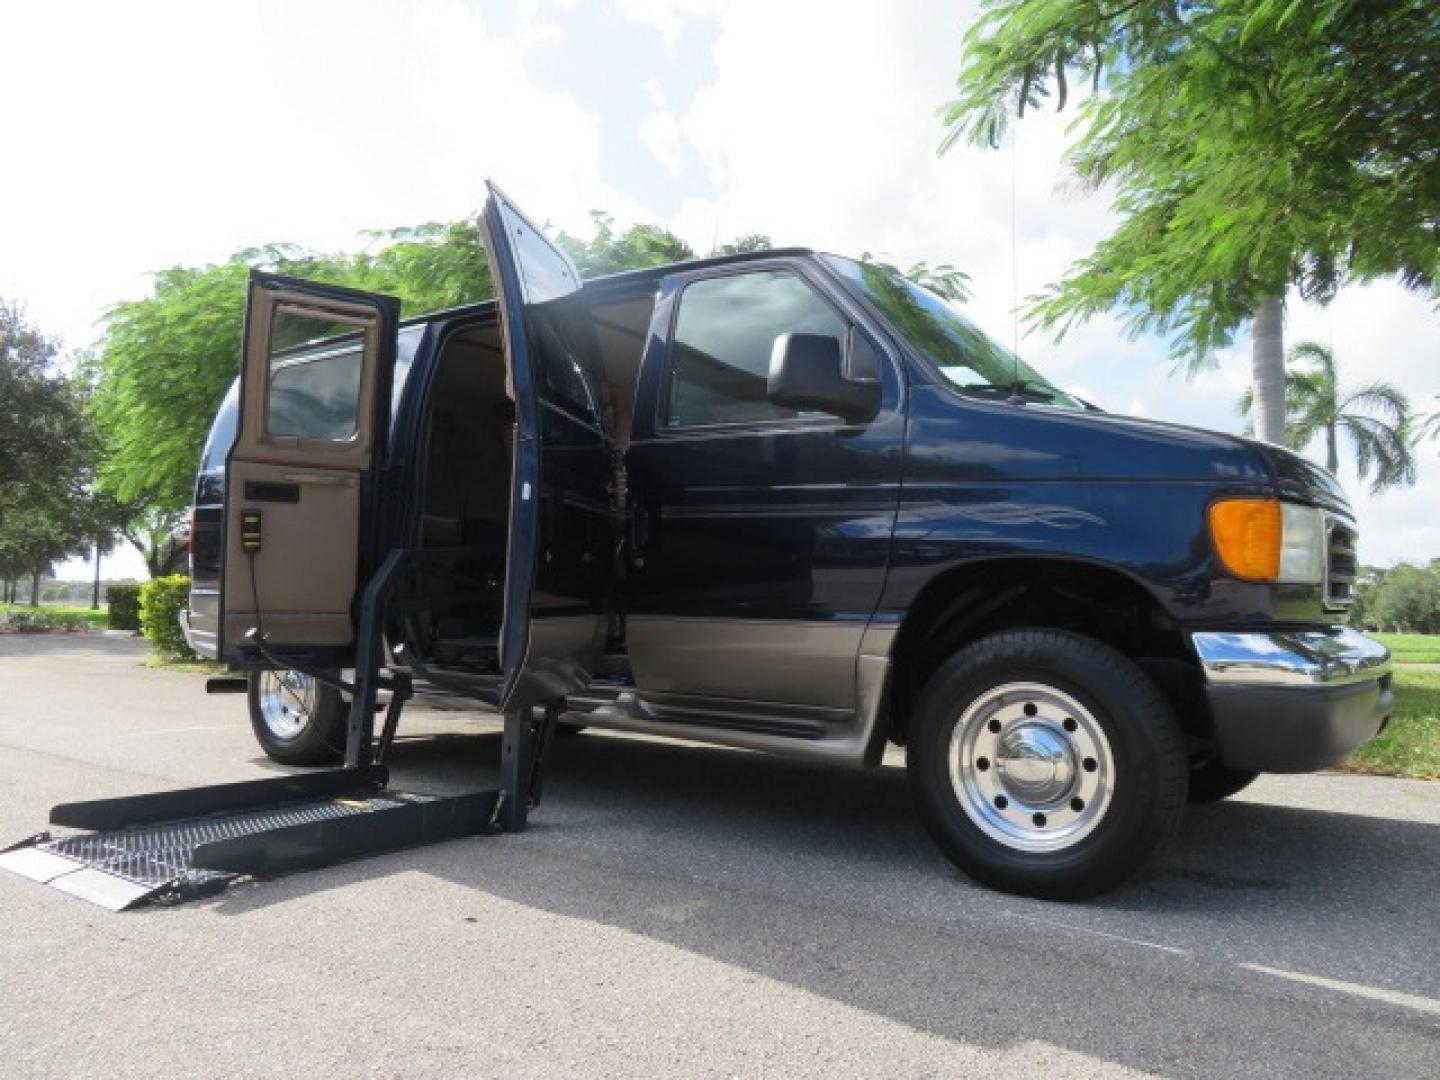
[258,670,315,741]
[949,681,1114,853]
[995,723,1076,804]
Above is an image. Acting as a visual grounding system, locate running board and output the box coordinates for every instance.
[0,768,499,911]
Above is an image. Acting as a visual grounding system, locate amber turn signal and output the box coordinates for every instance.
[1208,498,1281,581]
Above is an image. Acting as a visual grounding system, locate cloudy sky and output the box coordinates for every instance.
[2,0,1435,580]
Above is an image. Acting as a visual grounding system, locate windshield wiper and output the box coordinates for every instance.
[956,379,1060,404]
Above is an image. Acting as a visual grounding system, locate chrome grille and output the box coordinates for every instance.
[1325,517,1357,609]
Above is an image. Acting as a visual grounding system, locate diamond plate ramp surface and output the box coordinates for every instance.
[1,784,498,910]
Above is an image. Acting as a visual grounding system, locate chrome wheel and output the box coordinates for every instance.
[948,681,1114,853]
[257,670,316,741]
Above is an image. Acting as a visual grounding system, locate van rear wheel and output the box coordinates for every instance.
[907,630,1188,900]
[247,670,346,766]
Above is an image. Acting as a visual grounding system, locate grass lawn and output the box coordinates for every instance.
[1342,668,1440,781]
[0,602,109,630]
[1374,633,1440,665]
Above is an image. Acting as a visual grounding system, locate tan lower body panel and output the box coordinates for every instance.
[222,460,361,649]
[626,616,867,710]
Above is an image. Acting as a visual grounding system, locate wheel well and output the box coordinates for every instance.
[884,559,1207,747]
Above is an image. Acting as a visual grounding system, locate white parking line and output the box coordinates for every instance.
[1005,911,1192,957]
[1241,963,1440,1018]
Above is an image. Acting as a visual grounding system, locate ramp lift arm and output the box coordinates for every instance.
[0,548,559,910]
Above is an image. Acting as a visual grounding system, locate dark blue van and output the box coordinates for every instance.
[185,183,1391,898]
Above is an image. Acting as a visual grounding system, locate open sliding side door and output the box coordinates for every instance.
[479,181,615,710]
[219,273,400,666]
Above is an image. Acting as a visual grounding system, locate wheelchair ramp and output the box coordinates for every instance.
[0,767,499,911]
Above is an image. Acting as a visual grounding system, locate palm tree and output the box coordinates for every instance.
[1239,341,1416,494]
[1414,397,1440,448]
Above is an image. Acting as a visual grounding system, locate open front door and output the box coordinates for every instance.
[219,273,400,666]
[479,181,612,709]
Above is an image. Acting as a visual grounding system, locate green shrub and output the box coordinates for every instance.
[0,609,88,633]
[139,575,195,660]
[107,583,142,631]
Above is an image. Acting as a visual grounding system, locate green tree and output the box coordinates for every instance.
[713,233,774,256]
[1239,341,1415,493]
[1368,563,1440,634]
[0,301,109,602]
[557,212,696,276]
[941,1,1440,444]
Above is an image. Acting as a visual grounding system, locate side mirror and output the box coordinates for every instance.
[767,332,880,424]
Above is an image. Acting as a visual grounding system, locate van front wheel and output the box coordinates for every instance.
[907,630,1188,900]
[247,669,346,766]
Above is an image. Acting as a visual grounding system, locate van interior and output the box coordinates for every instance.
[405,287,658,680]
[408,321,512,674]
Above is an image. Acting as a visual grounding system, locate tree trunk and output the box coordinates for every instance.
[1250,296,1286,445]
[29,571,41,608]
[92,541,102,610]
[1325,423,1340,475]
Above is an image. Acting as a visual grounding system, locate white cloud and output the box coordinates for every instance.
[638,78,684,177]
[614,0,719,54]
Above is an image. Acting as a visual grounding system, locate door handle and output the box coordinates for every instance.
[282,471,357,487]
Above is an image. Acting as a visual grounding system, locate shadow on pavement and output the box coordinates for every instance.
[203,728,1440,1076]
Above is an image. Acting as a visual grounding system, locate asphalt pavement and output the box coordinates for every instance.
[1,633,1437,1078]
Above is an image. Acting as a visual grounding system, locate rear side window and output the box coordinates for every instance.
[266,307,367,441]
[200,382,240,472]
[665,270,847,428]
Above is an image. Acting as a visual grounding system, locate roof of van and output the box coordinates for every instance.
[400,246,817,328]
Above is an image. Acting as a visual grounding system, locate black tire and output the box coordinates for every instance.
[1187,760,1260,803]
[247,669,346,766]
[907,629,1188,900]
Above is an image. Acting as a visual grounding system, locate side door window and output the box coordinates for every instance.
[664,269,848,428]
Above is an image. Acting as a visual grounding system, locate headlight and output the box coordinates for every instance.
[1277,503,1325,584]
[1208,498,1325,584]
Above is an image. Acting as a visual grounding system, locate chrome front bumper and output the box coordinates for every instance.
[1191,627,1393,772]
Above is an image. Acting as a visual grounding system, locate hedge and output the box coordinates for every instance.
[107,583,142,631]
[0,609,89,634]
[139,575,195,660]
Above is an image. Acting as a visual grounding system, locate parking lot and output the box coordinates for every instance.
[2,632,1438,1078]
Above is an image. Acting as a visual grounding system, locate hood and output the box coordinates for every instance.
[1246,439,1353,516]
[1064,408,1353,515]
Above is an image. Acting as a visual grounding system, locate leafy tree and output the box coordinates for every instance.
[349,221,493,313]
[941,1,1440,443]
[1366,563,1440,634]
[713,233,774,256]
[1239,341,1416,493]
[0,301,107,601]
[557,212,695,276]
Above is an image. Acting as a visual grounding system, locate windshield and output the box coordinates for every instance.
[821,254,1085,410]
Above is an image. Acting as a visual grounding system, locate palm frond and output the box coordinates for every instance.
[1339,413,1417,493]
[1341,381,1411,426]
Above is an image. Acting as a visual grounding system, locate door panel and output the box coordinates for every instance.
[220,274,399,664]
[478,181,606,709]
[625,262,906,712]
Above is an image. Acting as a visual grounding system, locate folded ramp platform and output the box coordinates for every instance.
[0,766,499,911]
